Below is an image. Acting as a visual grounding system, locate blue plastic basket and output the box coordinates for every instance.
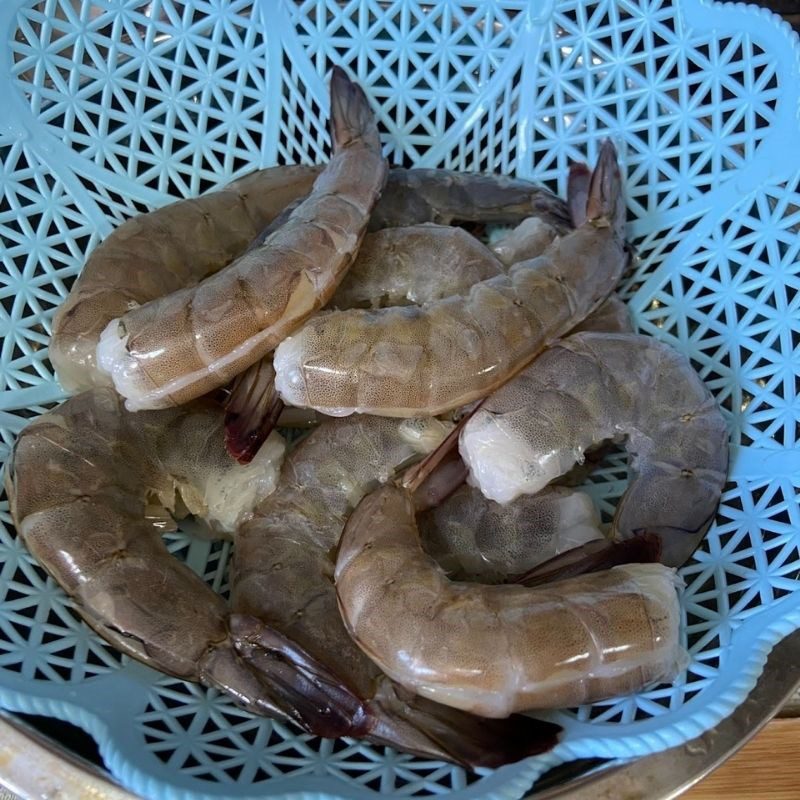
[0,0,799,797]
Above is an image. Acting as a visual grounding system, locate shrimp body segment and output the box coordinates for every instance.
[5,389,286,713]
[97,68,388,411]
[274,141,628,418]
[330,224,505,309]
[335,484,686,718]
[420,484,603,584]
[460,332,729,567]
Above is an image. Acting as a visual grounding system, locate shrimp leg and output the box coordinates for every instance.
[97,68,388,410]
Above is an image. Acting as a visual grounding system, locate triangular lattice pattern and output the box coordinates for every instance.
[0,0,798,798]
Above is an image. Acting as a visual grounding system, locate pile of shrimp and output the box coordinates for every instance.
[6,68,728,768]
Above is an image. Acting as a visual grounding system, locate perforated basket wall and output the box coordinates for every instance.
[0,0,799,798]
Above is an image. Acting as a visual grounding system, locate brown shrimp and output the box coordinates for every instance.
[96,68,387,411]
[273,141,628,417]
[335,482,686,718]
[50,164,319,393]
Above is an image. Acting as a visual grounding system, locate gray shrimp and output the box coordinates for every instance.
[50,164,319,393]
[4,389,286,715]
[419,484,603,584]
[97,68,388,411]
[460,332,729,567]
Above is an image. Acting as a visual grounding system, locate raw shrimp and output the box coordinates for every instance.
[253,168,572,239]
[419,484,603,583]
[50,165,320,392]
[97,68,388,411]
[335,482,686,718]
[330,224,505,309]
[460,332,729,567]
[274,140,628,417]
[226,217,574,461]
[55,164,566,396]
[4,389,287,715]
[229,415,560,767]
[369,168,571,230]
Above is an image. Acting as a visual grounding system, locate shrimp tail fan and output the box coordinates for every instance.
[231,615,561,767]
[513,532,663,588]
[567,162,591,227]
[224,359,283,464]
[329,66,381,151]
[368,679,562,768]
[585,140,625,235]
[231,614,374,738]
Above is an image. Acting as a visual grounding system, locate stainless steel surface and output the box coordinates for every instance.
[0,712,138,800]
[528,628,800,799]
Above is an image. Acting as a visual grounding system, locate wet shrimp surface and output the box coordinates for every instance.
[5,91,732,769]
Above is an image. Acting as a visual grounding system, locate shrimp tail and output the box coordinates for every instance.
[368,680,562,768]
[411,450,468,512]
[329,66,380,151]
[231,615,561,766]
[231,614,373,738]
[585,139,624,233]
[512,532,662,588]
[224,358,283,464]
[567,162,591,227]
[402,401,483,494]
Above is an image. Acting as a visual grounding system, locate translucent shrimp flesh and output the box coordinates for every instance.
[460,331,729,567]
[335,482,686,718]
[274,140,629,417]
[97,68,388,411]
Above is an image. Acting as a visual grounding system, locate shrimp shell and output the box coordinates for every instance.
[460,332,729,567]
[419,484,603,584]
[330,224,505,309]
[335,483,686,718]
[50,165,319,393]
[97,68,387,410]
[229,414,560,765]
[274,140,628,417]
[4,389,286,714]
